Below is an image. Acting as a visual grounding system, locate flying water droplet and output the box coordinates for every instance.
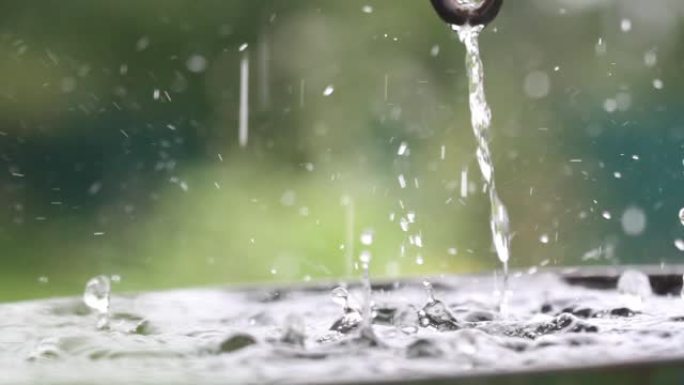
[423,280,436,304]
[83,275,111,329]
[675,239,684,251]
[360,230,374,246]
[617,270,652,309]
[186,54,208,73]
[329,287,363,333]
[621,207,647,236]
[331,286,351,308]
[644,50,658,67]
[679,208,684,226]
[653,79,664,90]
[420,299,460,331]
[620,19,632,32]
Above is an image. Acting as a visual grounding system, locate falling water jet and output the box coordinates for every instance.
[238,44,250,147]
[359,229,375,331]
[430,0,511,312]
[341,195,355,278]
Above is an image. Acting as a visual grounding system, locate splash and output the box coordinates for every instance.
[454,24,512,303]
[83,275,111,329]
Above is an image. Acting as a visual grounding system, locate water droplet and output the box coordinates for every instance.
[595,37,607,56]
[621,207,647,236]
[423,280,435,303]
[186,54,208,73]
[644,50,658,67]
[329,287,362,333]
[604,98,618,113]
[523,71,550,99]
[331,287,351,308]
[323,85,335,96]
[679,208,684,226]
[61,77,76,93]
[280,190,297,207]
[360,229,374,246]
[397,142,408,156]
[359,251,372,265]
[675,239,684,251]
[653,79,664,90]
[539,234,550,244]
[620,19,632,32]
[361,5,373,14]
[399,217,409,232]
[84,275,111,315]
[617,270,652,301]
[602,211,612,220]
[398,174,407,189]
[460,168,469,198]
[413,234,423,248]
[421,299,460,331]
[136,36,150,51]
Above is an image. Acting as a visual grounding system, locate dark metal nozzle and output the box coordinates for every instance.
[430,0,503,27]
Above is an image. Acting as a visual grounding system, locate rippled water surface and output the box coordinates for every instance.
[2,272,684,385]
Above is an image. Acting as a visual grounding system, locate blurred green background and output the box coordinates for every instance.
[1,0,683,301]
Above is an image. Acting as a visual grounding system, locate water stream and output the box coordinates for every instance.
[454,24,512,303]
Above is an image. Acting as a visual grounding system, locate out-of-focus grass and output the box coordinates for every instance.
[2,0,684,302]
[0,155,489,302]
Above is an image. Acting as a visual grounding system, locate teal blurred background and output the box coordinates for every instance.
[1,0,683,301]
